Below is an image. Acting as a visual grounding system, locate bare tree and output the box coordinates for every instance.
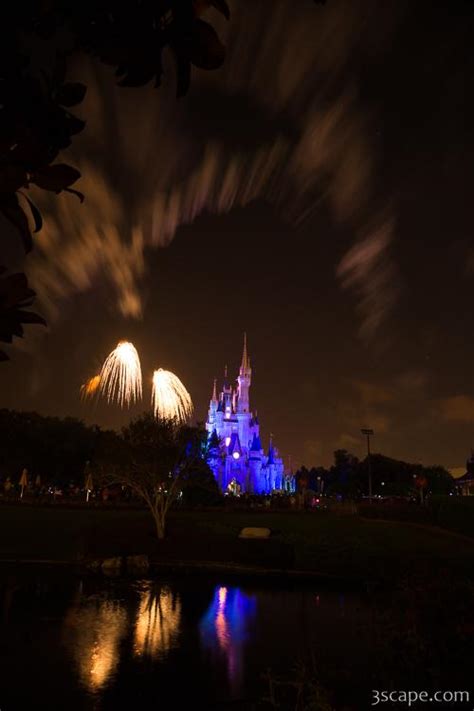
[95,413,208,539]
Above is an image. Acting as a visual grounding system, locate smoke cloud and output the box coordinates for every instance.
[27,0,402,337]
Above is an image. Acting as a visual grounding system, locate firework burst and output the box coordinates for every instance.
[151,369,193,423]
[99,341,142,408]
[80,374,101,401]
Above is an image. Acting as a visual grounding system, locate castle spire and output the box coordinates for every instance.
[240,332,250,373]
[211,377,218,403]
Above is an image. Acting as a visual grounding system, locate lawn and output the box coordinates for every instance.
[0,504,473,585]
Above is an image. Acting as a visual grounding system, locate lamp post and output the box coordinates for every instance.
[361,428,374,500]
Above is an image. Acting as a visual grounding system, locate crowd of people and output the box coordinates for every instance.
[0,475,134,505]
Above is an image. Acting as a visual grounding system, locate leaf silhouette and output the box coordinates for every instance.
[56,82,87,107]
[18,192,43,233]
[211,1,230,20]
[0,268,46,359]
[0,194,33,252]
[31,163,81,192]
[190,20,226,70]
[0,165,27,193]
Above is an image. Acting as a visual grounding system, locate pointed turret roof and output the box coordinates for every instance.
[208,429,220,450]
[211,377,218,403]
[240,332,250,373]
[250,432,262,451]
[227,432,242,455]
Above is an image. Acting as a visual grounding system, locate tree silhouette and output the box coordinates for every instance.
[96,412,209,538]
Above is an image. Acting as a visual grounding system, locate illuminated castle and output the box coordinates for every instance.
[206,336,291,495]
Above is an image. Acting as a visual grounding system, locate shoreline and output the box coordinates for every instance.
[0,556,364,588]
[0,506,472,590]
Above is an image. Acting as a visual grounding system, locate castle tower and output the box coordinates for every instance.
[206,378,218,432]
[222,365,233,419]
[237,333,251,414]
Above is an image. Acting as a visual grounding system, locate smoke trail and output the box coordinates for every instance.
[29,165,145,318]
[336,218,399,342]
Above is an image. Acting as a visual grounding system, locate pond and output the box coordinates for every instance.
[0,568,470,710]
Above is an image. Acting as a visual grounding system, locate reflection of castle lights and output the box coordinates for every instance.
[225,437,231,446]
[216,587,228,650]
[134,585,181,659]
[218,587,227,606]
[232,452,240,460]
[199,585,257,692]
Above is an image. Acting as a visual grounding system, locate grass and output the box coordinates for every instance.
[0,503,473,585]
[169,509,474,583]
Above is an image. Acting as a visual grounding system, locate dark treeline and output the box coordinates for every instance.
[0,410,456,499]
[0,409,98,484]
[0,409,220,508]
[296,448,455,498]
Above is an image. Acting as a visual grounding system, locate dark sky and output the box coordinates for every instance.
[2,0,474,472]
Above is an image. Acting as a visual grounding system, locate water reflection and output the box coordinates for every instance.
[0,572,384,710]
[64,596,127,692]
[200,586,257,691]
[134,583,181,659]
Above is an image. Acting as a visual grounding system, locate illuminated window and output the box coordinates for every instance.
[233,452,240,460]
[225,437,231,447]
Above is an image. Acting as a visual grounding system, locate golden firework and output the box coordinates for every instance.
[99,341,142,408]
[80,374,101,400]
[151,368,193,423]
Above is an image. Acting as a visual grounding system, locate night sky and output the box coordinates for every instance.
[2,0,474,472]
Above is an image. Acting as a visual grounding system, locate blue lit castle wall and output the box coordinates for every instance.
[206,336,293,495]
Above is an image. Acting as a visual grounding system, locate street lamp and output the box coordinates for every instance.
[361,428,374,500]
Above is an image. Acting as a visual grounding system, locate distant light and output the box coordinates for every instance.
[381,482,385,486]
[225,437,231,446]
[233,452,240,460]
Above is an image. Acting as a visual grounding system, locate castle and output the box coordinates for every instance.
[206,336,292,495]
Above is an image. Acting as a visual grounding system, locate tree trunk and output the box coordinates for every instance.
[154,512,166,540]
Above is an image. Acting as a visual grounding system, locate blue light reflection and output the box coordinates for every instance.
[199,586,257,691]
